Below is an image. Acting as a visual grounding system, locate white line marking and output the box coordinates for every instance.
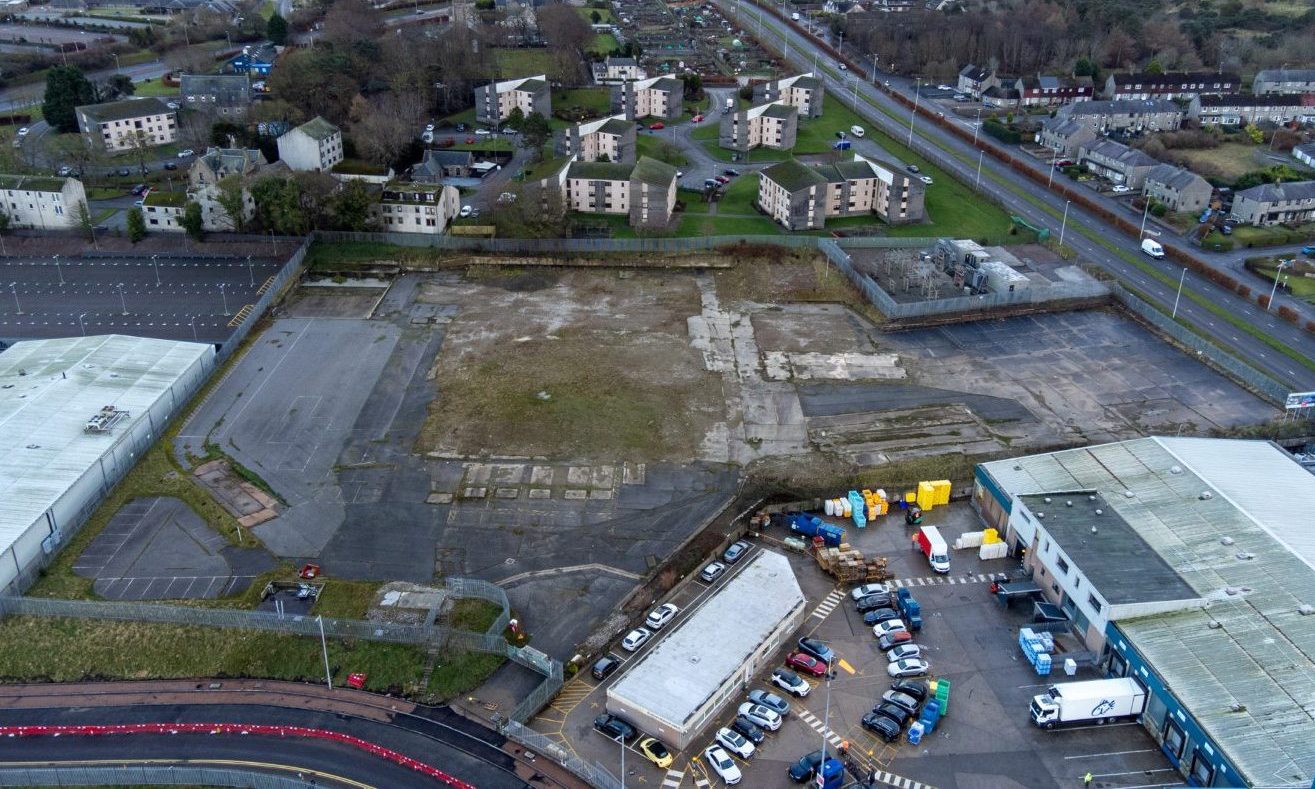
[1063,748,1155,760]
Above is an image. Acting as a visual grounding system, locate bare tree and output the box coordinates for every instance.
[537,3,591,54]
[350,92,426,166]
[321,0,384,47]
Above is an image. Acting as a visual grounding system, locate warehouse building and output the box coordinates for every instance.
[0,335,215,594]
[974,437,1315,788]
[606,550,805,749]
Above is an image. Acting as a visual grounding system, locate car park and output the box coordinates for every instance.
[590,655,620,680]
[747,689,790,716]
[621,627,652,652]
[700,561,726,582]
[771,668,811,697]
[872,620,908,639]
[887,644,923,662]
[788,750,824,782]
[703,745,742,785]
[715,727,755,759]
[723,540,750,563]
[593,713,636,742]
[861,712,902,742]
[856,592,893,612]
[645,603,678,630]
[873,701,912,728]
[881,690,921,715]
[638,737,673,769]
[785,651,828,677]
[850,583,890,600]
[864,607,902,625]
[796,637,834,664]
[888,658,930,678]
[890,679,928,701]
[738,702,783,730]
[731,716,765,744]
[878,631,914,651]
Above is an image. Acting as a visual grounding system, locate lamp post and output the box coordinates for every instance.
[1059,200,1071,247]
[113,53,121,73]
[219,282,229,316]
[189,314,198,342]
[53,254,63,286]
[246,255,254,288]
[316,615,332,689]
[870,53,878,86]
[78,312,88,336]
[973,106,981,146]
[116,282,127,315]
[151,253,160,287]
[1047,156,1057,188]
[907,79,920,146]
[10,282,22,315]
[1268,259,1293,311]
[975,149,984,190]
[1139,197,1151,240]
[1172,267,1187,319]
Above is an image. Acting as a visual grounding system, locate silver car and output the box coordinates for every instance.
[736,702,782,731]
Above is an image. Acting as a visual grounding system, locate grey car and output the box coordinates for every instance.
[747,689,790,717]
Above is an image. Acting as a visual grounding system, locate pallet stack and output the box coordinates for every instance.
[815,545,890,582]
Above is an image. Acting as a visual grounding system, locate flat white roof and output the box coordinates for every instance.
[608,550,804,731]
[0,335,211,548]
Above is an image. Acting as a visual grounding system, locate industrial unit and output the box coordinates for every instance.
[0,335,215,594]
[974,437,1315,788]
[605,550,806,749]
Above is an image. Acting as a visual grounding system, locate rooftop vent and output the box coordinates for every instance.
[1225,587,1240,595]
[1044,497,1052,503]
[1170,465,1183,475]
[1235,552,1255,561]
[1208,621,1223,629]
[1087,495,1096,501]
[1220,536,1235,546]
[1123,490,1135,498]
[689,655,700,664]
[1199,491,1213,500]
[84,405,129,435]
[1066,501,1073,507]
[1299,605,1314,616]
[1036,512,1045,519]
[1090,526,1098,535]
[1094,509,1103,515]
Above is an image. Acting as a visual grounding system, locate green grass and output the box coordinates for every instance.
[635,134,688,167]
[522,152,568,181]
[1247,256,1315,302]
[87,186,128,200]
[792,95,867,154]
[716,172,760,215]
[578,5,615,22]
[92,207,117,224]
[447,599,504,633]
[494,48,556,76]
[310,580,382,619]
[587,33,619,54]
[134,77,179,97]
[678,188,710,213]
[554,87,612,116]
[1206,222,1315,249]
[427,650,507,699]
[450,137,513,152]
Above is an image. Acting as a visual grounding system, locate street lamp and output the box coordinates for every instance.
[113,53,121,73]
[1268,259,1293,311]
[53,254,63,286]
[1138,197,1151,240]
[1172,267,1187,319]
[151,254,160,287]
[316,615,332,689]
[116,282,128,315]
[907,78,921,146]
[1047,156,1057,188]
[219,283,229,316]
[246,255,254,288]
[975,150,984,190]
[77,312,88,336]
[9,282,22,315]
[189,314,198,342]
[973,107,982,146]
[870,53,878,86]
[1059,200,1071,247]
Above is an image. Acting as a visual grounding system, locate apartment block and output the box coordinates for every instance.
[752,73,825,118]
[475,75,552,125]
[0,175,86,229]
[719,101,798,152]
[615,76,684,121]
[563,114,637,163]
[75,97,177,152]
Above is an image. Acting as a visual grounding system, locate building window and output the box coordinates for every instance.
[1162,716,1187,761]
[1188,750,1214,786]
[1088,593,1103,613]
[1055,556,1069,575]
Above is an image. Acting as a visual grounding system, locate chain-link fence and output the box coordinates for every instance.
[220,235,312,360]
[509,650,564,724]
[0,765,315,788]
[500,720,622,789]
[316,230,936,254]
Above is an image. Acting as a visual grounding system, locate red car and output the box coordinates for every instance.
[786,652,828,677]
[714,175,730,184]
[649,122,665,130]
[692,114,704,123]
[465,137,476,144]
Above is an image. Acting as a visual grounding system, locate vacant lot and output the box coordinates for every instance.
[1172,143,1263,184]
[418,268,725,461]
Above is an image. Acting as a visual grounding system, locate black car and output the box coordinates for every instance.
[862,607,902,624]
[731,715,766,745]
[131,183,147,196]
[873,702,912,728]
[890,679,929,701]
[116,168,131,177]
[855,593,893,612]
[723,168,740,177]
[881,690,920,715]
[593,713,636,742]
[723,540,750,563]
[906,164,920,174]
[861,712,902,743]
[164,162,178,171]
[787,749,824,782]
[591,655,620,680]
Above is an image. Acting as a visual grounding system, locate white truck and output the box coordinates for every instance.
[1030,678,1147,729]
[724,97,733,114]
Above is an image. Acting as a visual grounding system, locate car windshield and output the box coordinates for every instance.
[649,741,669,757]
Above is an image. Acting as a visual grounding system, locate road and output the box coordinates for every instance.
[0,59,170,115]
[718,0,1315,393]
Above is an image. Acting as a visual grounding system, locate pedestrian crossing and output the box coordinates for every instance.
[891,573,993,588]
[795,708,844,749]
[809,589,845,619]
[661,768,685,788]
[870,768,934,789]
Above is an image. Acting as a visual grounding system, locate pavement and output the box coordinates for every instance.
[716,0,1315,393]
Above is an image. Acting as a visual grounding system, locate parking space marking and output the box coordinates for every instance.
[796,708,844,748]
[869,769,935,789]
[1063,749,1155,760]
[836,658,855,675]
[810,589,844,620]
[661,768,684,787]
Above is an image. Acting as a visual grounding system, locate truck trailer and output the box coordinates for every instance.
[1029,678,1147,729]
[914,525,950,573]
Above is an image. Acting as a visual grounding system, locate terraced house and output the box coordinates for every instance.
[0,175,86,229]
[475,75,551,125]
[1077,139,1160,190]
[1142,164,1213,214]
[563,115,636,163]
[719,101,798,152]
[1230,181,1315,227]
[615,76,684,121]
[75,97,176,152]
[758,154,925,231]
[1189,94,1315,127]
[1103,71,1239,101]
[562,156,678,229]
[752,73,825,118]
[1055,99,1184,134]
[1253,68,1315,95]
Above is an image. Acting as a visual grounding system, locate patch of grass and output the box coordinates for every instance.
[716,172,760,215]
[305,240,456,271]
[449,137,513,152]
[553,87,613,116]
[494,48,556,76]
[446,598,503,633]
[715,253,884,325]
[312,580,383,619]
[133,77,179,97]
[1172,143,1263,184]
[1246,256,1315,303]
[636,134,688,167]
[1209,222,1315,249]
[522,152,568,181]
[587,33,618,54]
[426,650,507,700]
[87,186,127,200]
[578,5,614,22]
[792,95,868,154]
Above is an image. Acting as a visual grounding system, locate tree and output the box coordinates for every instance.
[126,208,147,242]
[505,106,526,132]
[0,210,9,235]
[267,12,289,45]
[683,73,702,100]
[77,200,94,241]
[519,112,552,159]
[1144,58,1164,74]
[181,201,205,239]
[328,179,375,230]
[99,74,136,102]
[538,3,592,53]
[349,91,426,167]
[250,176,307,234]
[1073,57,1100,83]
[216,175,248,231]
[43,66,97,134]
[321,0,383,47]
[49,133,104,178]
[590,9,601,23]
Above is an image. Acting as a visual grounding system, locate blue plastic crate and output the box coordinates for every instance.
[907,722,924,744]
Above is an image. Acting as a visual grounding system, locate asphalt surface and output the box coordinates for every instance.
[0,253,282,345]
[717,0,1315,393]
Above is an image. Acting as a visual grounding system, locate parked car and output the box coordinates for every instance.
[465,136,476,144]
[692,114,704,122]
[638,737,673,769]
[475,128,492,136]
[890,679,929,701]
[953,93,967,101]
[881,690,921,715]
[166,101,180,110]
[1301,244,1315,256]
[788,750,825,783]
[785,651,828,678]
[863,607,902,625]
[838,63,847,71]
[714,175,730,184]
[131,183,148,196]
[771,668,811,697]
[919,175,933,185]
[835,130,847,139]
[646,603,679,630]
[856,593,893,612]
[849,125,865,138]
[1111,184,1132,194]
[715,727,755,759]
[878,631,915,652]
[888,658,930,678]
[1054,158,1075,167]
[703,745,742,785]
[456,122,468,132]
[459,205,473,218]
[163,162,178,171]
[861,711,902,742]
[872,619,908,639]
[178,149,195,158]
[621,627,652,652]
[796,637,834,664]
[873,702,912,728]
[747,689,790,716]
[116,168,131,177]
[496,191,517,204]
[133,199,144,207]
[723,168,740,177]
[649,122,665,130]
[936,83,953,91]
[850,583,890,600]
[437,137,456,148]
[731,715,765,745]
[56,165,73,177]
[700,561,726,582]
[421,131,434,144]
[593,713,635,742]
[887,644,923,663]
[905,164,920,174]
[737,702,782,731]
[425,122,436,132]
[590,655,620,680]
[16,127,29,137]
[723,540,750,563]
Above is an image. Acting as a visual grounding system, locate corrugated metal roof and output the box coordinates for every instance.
[607,550,804,731]
[982,438,1315,786]
[0,335,211,555]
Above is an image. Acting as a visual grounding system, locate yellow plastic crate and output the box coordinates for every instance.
[916,481,937,510]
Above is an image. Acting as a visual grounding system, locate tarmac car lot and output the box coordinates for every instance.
[536,502,1179,789]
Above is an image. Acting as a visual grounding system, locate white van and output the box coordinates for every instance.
[850,125,865,138]
[791,11,800,20]
[1141,238,1165,259]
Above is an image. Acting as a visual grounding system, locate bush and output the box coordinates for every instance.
[1278,305,1299,322]
[982,119,1021,145]
[1150,202,1167,217]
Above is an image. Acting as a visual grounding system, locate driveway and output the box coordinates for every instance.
[20,120,195,178]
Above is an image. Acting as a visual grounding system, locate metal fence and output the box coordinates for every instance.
[220,235,312,360]
[0,765,316,788]
[500,720,622,789]
[508,650,564,724]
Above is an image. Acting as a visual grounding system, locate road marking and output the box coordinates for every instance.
[662,768,685,787]
[837,658,855,675]
[1063,748,1155,760]
[809,589,844,620]
[1094,769,1178,778]
[868,767,935,788]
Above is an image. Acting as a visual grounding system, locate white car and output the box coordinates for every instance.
[421,131,434,143]
[937,84,953,91]
[646,603,679,630]
[621,627,652,652]
[703,745,742,785]
[16,127,29,137]
[850,583,890,601]
[714,727,755,759]
[166,101,179,110]
[838,63,847,71]
[177,149,195,158]
[887,644,923,663]
[1111,184,1132,194]
[919,175,933,185]
[887,658,930,678]
[736,702,782,731]
[872,620,909,639]
[475,128,492,136]
[459,205,473,218]
[770,668,811,697]
[496,191,517,203]
[849,125,865,138]
[425,123,435,132]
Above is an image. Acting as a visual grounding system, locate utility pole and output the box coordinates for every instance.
[1172,267,1187,319]
[53,254,63,286]
[973,107,981,146]
[317,615,332,689]
[975,150,984,190]
[116,283,127,315]
[1060,200,1071,247]
[1139,197,1151,240]
[10,282,22,315]
[907,79,920,146]
[151,254,160,287]
[219,283,229,316]
[78,312,88,336]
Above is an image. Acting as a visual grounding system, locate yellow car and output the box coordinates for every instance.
[638,736,673,769]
